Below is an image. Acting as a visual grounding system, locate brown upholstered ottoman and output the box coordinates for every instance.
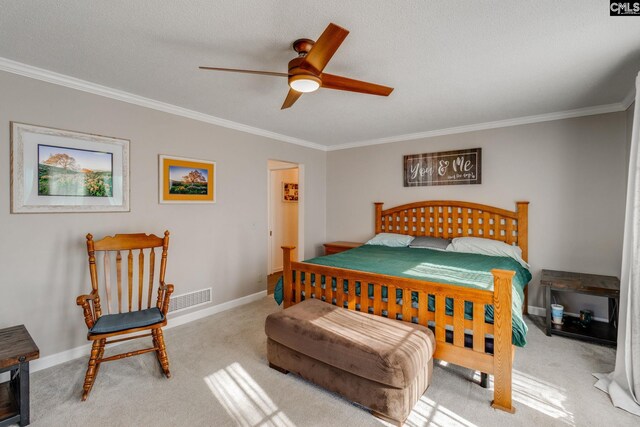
[265,299,435,425]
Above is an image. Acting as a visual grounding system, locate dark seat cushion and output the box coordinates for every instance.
[265,299,435,389]
[90,307,165,334]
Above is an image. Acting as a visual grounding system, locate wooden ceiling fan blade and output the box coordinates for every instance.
[320,73,394,96]
[281,89,303,109]
[301,23,349,75]
[199,67,289,77]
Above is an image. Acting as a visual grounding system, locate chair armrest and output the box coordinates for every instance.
[76,290,100,329]
[157,281,174,315]
[158,281,173,292]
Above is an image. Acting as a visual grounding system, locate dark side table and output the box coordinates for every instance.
[0,325,39,427]
[540,269,620,346]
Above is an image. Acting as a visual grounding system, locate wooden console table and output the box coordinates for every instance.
[323,241,363,255]
[540,269,620,346]
[0,325,39,427]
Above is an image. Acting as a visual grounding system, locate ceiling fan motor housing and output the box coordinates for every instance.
[287,56,322,92]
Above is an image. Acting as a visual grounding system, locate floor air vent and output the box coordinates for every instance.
[168,288,212,313]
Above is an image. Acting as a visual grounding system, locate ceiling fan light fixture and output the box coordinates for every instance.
[289,75,321,93]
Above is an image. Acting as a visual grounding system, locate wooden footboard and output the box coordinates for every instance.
[282,246,516,413]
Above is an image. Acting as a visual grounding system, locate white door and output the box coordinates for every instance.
[270,170,283,273]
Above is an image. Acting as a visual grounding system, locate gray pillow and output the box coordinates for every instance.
[408,236,451,250]
[365,233,415,247]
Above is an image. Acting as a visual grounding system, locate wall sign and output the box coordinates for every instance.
[404,148,482,187]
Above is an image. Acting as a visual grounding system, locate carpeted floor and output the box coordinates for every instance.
[24,296,637,427]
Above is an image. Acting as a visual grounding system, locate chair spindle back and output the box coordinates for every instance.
[86,231,170,316]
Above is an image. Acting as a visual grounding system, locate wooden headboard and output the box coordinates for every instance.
[374,200,529,262]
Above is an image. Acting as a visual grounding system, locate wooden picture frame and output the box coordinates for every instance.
[10,122,130,213]
[282,182,298,202]
[404,148,482,186]
[159,155,216,204]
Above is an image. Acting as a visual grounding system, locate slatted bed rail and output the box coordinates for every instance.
[282,246,515,412]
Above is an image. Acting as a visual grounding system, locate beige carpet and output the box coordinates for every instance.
[23,296,637,427]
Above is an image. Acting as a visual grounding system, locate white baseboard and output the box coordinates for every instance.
[527,305,546,317]
[165,290,266,329]
[527,305,608,323]
[30,290,267,373]
[30,342,93,373]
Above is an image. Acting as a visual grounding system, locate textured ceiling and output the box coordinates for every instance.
[0,1,639,147]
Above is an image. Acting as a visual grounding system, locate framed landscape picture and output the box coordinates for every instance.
[282,182,298,202]
[10,122,129,213]
[159,155,216,203]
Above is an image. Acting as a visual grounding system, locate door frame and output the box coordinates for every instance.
[267,160,304,275]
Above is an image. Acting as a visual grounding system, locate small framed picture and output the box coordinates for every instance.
[282,182,298,202]
[10,122,129,213]
[159,155,216,203]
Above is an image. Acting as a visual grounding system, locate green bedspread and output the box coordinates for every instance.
[273,245,531,346]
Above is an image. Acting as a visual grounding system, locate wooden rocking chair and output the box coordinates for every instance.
[76,231,174,401]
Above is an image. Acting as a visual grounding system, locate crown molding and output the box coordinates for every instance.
[326,102,628,151]
[0,56,327,152]
[0,56,633,153]
[622,84,636,110]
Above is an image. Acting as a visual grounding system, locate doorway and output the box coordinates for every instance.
[267,160,303,294]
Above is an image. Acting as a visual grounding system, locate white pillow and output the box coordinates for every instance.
[365,233,415,247]
[447,237,529,268]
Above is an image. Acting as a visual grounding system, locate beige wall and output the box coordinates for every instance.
[327,113,628,317]
[0,71,326,357]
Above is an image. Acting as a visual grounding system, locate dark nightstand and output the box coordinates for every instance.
[323,241,363,255]
[540,269,620,346]
[0,325,39,427]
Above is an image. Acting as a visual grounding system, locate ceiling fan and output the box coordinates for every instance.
[199,23,394,109]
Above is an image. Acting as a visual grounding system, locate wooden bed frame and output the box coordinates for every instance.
[281,200,529,413]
